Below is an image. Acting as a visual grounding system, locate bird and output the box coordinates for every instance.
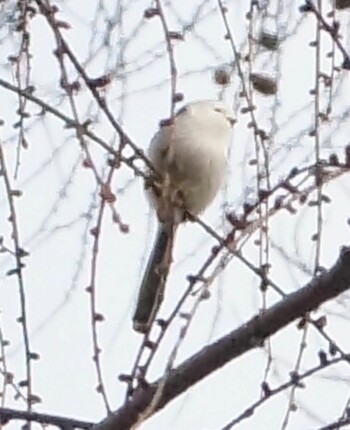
[132,100,235,334]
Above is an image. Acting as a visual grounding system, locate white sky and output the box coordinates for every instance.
[1,0,350,429]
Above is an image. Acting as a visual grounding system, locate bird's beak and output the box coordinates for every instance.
[227,116,236,127]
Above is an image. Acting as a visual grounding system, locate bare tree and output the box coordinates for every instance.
[1,0,350,429]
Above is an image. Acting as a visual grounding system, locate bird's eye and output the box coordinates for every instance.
[214,107,224,114]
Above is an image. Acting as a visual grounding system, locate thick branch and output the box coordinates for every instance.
[0,406,92,429]
[94,246,350,430]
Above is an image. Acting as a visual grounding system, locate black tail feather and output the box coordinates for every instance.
[133,224,176,333]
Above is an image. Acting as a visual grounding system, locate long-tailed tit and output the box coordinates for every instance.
[133,100,235,333]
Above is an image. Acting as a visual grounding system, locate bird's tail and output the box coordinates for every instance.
[133,223,177,334]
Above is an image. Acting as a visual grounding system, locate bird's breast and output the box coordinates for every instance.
[168,134,228,215]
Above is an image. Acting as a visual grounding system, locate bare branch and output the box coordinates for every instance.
[94,246,350,430]
[0,406,92,429]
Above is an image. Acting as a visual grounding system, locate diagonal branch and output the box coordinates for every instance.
[0,406,92,429]
[94,246,350,430]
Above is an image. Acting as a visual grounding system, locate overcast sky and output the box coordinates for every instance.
[1,1,350,429]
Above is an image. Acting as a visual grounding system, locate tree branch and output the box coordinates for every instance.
[94,246,350,430]
[0,406,92,429]
[1,247,349,430]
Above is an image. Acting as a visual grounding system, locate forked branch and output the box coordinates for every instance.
[94,246,350,430]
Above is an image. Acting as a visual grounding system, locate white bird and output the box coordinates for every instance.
[133,100,235,333]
